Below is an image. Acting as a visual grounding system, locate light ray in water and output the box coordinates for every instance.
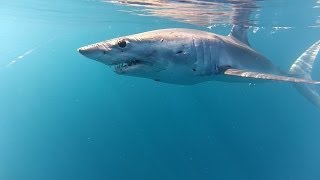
[5,36,57,68]
[6,48,36,68]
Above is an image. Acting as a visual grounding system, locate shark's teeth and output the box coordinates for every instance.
[112,60,142,71]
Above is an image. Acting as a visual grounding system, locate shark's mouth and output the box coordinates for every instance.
[110,60,152,73]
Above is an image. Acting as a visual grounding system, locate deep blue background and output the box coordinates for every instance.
[1,0,320,179]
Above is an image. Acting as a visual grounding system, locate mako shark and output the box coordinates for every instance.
[78,26,320,108]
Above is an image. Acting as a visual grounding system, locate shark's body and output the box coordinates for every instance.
[78,27,320,108]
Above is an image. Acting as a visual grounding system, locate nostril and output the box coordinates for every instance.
[78,47,88,55]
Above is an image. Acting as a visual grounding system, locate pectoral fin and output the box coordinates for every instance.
[224,68,320,84]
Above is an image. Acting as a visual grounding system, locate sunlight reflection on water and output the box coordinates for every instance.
[106,0,320,29]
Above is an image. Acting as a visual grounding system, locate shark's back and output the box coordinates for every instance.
[145,28,280,75]
[218,35,281,75]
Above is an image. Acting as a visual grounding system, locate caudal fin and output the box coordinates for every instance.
[289,40,320,108]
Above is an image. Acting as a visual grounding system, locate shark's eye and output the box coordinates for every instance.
[117,39,127,48]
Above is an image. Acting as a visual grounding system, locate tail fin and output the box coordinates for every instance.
[289,40,320,108]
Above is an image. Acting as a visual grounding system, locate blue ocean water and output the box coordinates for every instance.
[1,0,320,179]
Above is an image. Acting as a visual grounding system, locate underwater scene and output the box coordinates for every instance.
[1,0,320,179]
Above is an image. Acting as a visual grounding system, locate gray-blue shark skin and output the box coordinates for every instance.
[78,27,320,107]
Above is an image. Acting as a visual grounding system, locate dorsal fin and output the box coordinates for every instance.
[228,25,250,46]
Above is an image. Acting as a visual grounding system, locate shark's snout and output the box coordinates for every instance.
[78,46,105,60]
[77,47,89,55]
